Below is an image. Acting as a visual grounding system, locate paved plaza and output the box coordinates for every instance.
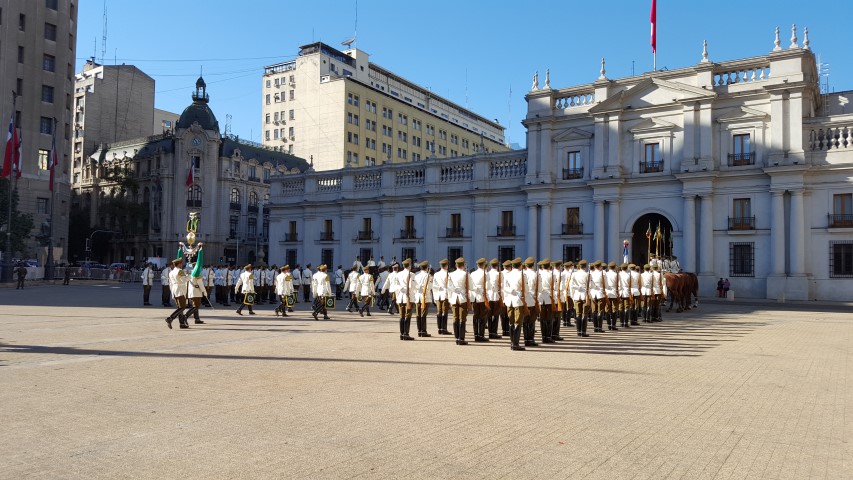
[0,282,850,479]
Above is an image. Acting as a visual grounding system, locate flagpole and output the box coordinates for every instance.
[3,92,17,283]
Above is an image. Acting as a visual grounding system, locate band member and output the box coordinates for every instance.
[203,264,215,307]
[412,261,433,337]
[345,267,360,312]
[213,265,224,305]
[356,266,375,317]
[302,264,313,303]
[274,265,293,317]
[536,259,554,343]
[253,265,262,304]
[569,260,590,337]
[640,264,654,323]
[447,257,471,345]
[522,257,539,347]
[486,258,503,339]
[384,263,399,316]
[469,258,490,342]
[550,260,565,341]
[394,259,415,340]
[375,266,390,310]
[160,265,172,307]
[604,261,619,331]
[291,264,302,303]
[630,264,641,325]
[501,259,525,350]
[226,265,236,305]
[311,264,332,320]
[267,265,277,303]
[430,259,451,335]
[618,263,633,328]
[165,258,190,329]
[234,264,256,315]
[142,263,155,306]
[187,267,207,325]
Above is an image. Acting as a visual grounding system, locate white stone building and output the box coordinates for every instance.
[268,29,853,301]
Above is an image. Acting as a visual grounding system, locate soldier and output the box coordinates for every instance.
[431,259,451,335]
[187,268,207,325]
[165,258,190,329]
[501,259,525,351]
[213,265,224,305]
[569,259,590,337]
[302,264,313,303]
[266,265,277,303]
[604,261,620,331]
[550,260,565,342]
[412,261,433,337]
[252,265,261,304]
[257,265,268,304]
[375,266,390,310]
[617,263,633,328]
[447,257,471,345]
[651,264,664,322]
[561,261,575,327]
[141,263,155,306]
[234,264,257,316]
[226,265,237,305]
[311,264,332,320]
[204,264,215,307]
[160,265,172,307]
[640,264,654,322]
[486,258,504,339]
[588,261,606,333]
[355,266,375,317]
[344,267,360,313]
[274,265,293,317]
[536,259,554,343]
[334,265,345,300]
[671,256,682,273]
[469,258,490,342]
[522,257,539,347]
[630,264,641,325]
[394,259,415,340]
[384,263,400,316]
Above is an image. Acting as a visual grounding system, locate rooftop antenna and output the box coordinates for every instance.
[817,54,831,115]
[100,0,107,64]
[341,0,358,48]
[225,114,232,136]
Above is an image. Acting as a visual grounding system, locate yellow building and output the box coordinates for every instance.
[262,42,508,171]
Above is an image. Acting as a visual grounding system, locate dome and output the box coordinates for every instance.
[176,76,219,131]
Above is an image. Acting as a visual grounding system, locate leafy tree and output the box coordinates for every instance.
[0,178,35,259]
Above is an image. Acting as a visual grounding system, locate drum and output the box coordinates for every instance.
[286,293,296,307]
[324,296,335,309]
[243,292,255,305]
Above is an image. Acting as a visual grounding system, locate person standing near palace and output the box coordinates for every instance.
[355,265,376,317]
[384,263,400,316]
[187,265,206,325]
[604,261,620,331]
[569,260,590,337]
[561,261,575,328]
[377,256,386,270]
[630,264,641,325]
[468,258,490,343]
[550,260,565,342]
[640,264,654,323]
[618,263,633,328]
[141,263,155,306]
[521,257,539,347]
[165,258,190,329]
[651,264,664,322]
[291,264,302,303]
[431,259,451,335]
[274,265,293,317]
[344,267,361,313]
[412,261,433,337]
[587,261,606,333]
[311,264,332,320]
[234,264,256,316]
[253,265,264,304]
[394,259,415,340]
[302,264,313,303]
[501,259,525,350]
[375,266,390,310]
[485,258,503,340]
[267,265,277,303]
[334,265,345,300]
[447,257,471,346]
[160,266,171,307]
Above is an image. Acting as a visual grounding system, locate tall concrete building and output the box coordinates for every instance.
[262,42,509,171]
[0,0,77,265]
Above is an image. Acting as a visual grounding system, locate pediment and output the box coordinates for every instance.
[553,127,594,142]
[590,78,717,114]
[715,106,769,123]
[629,117,679,134]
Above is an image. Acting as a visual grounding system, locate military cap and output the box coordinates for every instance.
[173,257,184,265]
[566,261,574,267]
[643,264,651,270]
[652,264,659,270]
[524,257,535,266]
[476,258,486,266]
[319,264,328,271]
[489,258,499,266]
[628,263,636,269]
[245,263,253,269]
[439,259,448,266]
[502,260,513,267]
[512,258,522,267]
[577,259,588,267]
[392,263,399,268]
[552,260,563,267]
[419,260,429,268]
[620,263,628,269]
[283,264,290,270]
[608,261,617,268]
[592,260,601,267]
[537,259,550,267]
[513,257,523,264]
[455,257,466,265]
[402,258,412,267]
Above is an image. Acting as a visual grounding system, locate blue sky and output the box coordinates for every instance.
[77,1,850,148]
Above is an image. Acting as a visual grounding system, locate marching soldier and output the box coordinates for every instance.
[187,268,207,324]
[345,267,361,313]
[274,265,293,317]
[604,261,619,331]
[630,264,641,325]
[486,258,504,339]
[469,258,490,342]
[618,263,633,328]
[160,265,172,307]
[266,265,277,303]
[588,261,606,333]
[302,264,314,303]
[204,264,215,307]
[412,261,433,337]
[355,266,375,317]
[640,264,654,322]
[165,258,190,329]
[550,260,565,342]
[447,257,471,345]
[394,259,415,340]
[311,264,333,320]
[569,260,590,337]
[431,259,451,335]
[501,259,525,350]
[375,266,390,310]
[536,259,554,343]
[561,261,575,328]
[234,264,256,316]
[385,263,400,316]
[522,257,538,347]
[651,264,664,322]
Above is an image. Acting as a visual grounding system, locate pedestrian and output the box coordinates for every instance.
[63,267,71,285]
[15,262,26,289]
[141,262,155,305]
[717,278,724,298]
[723,278,730,298]
[161,266,171,306]
[334,265,344,300]
[234,264,256,315]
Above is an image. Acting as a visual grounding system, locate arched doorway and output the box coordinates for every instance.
[631,213,674,267]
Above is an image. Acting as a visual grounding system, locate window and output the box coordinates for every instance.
[321,219,334,241]
[830,241,853,278]
[248,218,257,237]
[499,246,516,264]
[426,124,435,136]
[398,131,407,142]
[38,149,49,170]
[398,114,407,125]
[499,211,515,236]
[44,22,57,41]
[448,213,463,237]
[45,0,58,10]
[401,247,416,261]
[18,46,24,63]
[831,193,853,227]
[37,197,48,214]
[365,101,376,113]
[249,191,258,207]
[289,89,295,101]
[730,198,754,230]
[289,126,294,138]
[230,188,241,208]
[729,242,754,277]
[265,94,271,105]
[563,208,581,234]
[186,185,202,208]
[412,136,421,147]
[640,142,663,173]
[359,218,372,240]
[348,132,359,145]
[289,110,294,120]
[562,244,582,262]
[248,165,257,180]
[564,151,583,179]
[729,134,753,166]
[439,130,447,140]
[18,13,24,31]
[382,107,393,119]
[397,148,407,160]
[287,221,297,241]
[347,93,359,106]
[39,117,53,135]
[450,134,458,145]
[43,54,55,72]
[448,247,463,266]
[265,114,270,124]
[402,216,416,239]
[383,125,392,137]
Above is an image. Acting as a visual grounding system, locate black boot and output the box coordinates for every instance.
[631,308,639,325]
[489,315,501,339]
[540,318,553,343]
[525,323,538,347]
[576,314,583,336]
[456,322,468,345]
[403,317,414,340]
[476,317,488,342]
[453,320,459,339]
[581,315,589,337]
[399,317,410,340]
[179,314,189,329]
[552,319,563,341]
[193,308,205,324]
[420,315,431,337]
[501,313,510,337]
[610,311,619,331]
[511,325,525,351]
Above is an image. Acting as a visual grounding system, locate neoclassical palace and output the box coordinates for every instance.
[267,30,853,301]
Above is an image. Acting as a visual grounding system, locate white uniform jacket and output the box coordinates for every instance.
[630,270,642,296]
[486,268,502,302]
[345,270,360,293]
[468,268,488,303]
[393,269,414,304]
[431,268,449,301]
[604,270,619,298]
[569,269,589,302]
[275,272,294,296]
[522,269,537,306]
[189,275,207,299]
[501,269,523,308]
[312,271,332,297]
[160,268,170,287]
[588,269,605,300]
[618,271,633,298]
[447,269,471,305]
[412,270,433,304]
[536,269,555,305]
[169,267,189,298]
[235,271,256,294]
[356,272,376,298]
[640,271,654,296]
[291,269,302,287]
[142,267,155,286]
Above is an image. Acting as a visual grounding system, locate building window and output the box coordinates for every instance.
[289,90,295,101]
[382,107,393,119]
[397,131,407,142]
[186,185,202,208]
[230,188,241,210]
[402,216,416,239]
[289,110,294,120]
[44,22,57,41]
[729,198,754,230]
[18,46,24,63]
[830,241,853,278]
[37,197,48,214]
[564,151,583,179]
[46,0,59,10]
[448,213,463,237]
[831,193,853,227]
[498,211,515,236]
[249,191,258,207]
[641,143,663,173]
[321,219,334,241]
[41,85,54,103]
[265,114,270,124]
[43,54,55,72]
[563,244,582,262]
[563,208,582,234]
[398,113,407,125]
[18,13,25,31]
[729,133,753,166]
[729,242,755,277]
[448,247,463,265]
[248,217,257,237]
[38,149,49,170]
[265,94,270,105]
[359,218,372,240]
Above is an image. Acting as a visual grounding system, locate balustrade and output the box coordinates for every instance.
[440,162,473,183]
[489,158,527,178]
[354,172,381,190]
[554,92,595,109]
[395,168,425,186]
[809,125,853,151]
[713,65,770,86]
[317,177,342,192]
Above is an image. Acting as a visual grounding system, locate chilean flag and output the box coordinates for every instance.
[48,132,58,191]
[650,0,657,53]
[2,115,18,178]
[185,157,197,186]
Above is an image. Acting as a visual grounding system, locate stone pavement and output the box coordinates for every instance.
[0,283,850,479]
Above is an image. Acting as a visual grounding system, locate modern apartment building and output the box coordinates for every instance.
[0,0,77,265]
[262,42,508,171]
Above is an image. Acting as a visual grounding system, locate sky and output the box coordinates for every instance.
[76,1,851,149]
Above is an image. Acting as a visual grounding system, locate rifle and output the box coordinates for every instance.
[406,268,414,310]
[420,270,429,311]
[520,268,529,316]
[464,267,471,311]
[552,267,560,312]
[482,267,491,311]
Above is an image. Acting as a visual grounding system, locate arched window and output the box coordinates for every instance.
[230,188,241,211]
[187,185,202,208]
[249,191,258,206]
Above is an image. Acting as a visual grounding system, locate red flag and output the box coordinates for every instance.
[650,0,657,53]
[2,115,15,177]
[185,157,196,186]
[48,132,57,191]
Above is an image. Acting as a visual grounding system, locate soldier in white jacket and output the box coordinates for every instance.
[569,260,590,337]
[393,259,415,340]
[501,258,525,350]
[141,263,155,306]
[234,264,256,315]
[310,264,332,320]
[274,265,294,317]
[344,268,361,312]
[468,258,490,343]
[383,264,399,316]
[302,264,313,303]
[375,267,390,310]
[430,259,450,334]
[160,266,172,307]
[447,257,471,346]
[165,258,190,329]
[187,269,207,325]
[355,266,376,317]
[535,259,555,344]
[291,265,302,303]
[411,261,432,337]
[486,258,505,339]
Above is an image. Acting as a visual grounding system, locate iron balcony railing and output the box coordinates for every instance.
[497,225,516,237]
[728,216,756,230]
[828,214,853,228]
[727,152,754,166]
[561,223,583,235]
[562,167,583,180]
[446,227,464,238]
[639,160,664,173]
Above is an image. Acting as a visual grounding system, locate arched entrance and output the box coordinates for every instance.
[631,213,674,267]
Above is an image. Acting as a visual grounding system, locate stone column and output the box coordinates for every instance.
[699,195,714,274]
[770,190,786,275]
[682,195,696,272]
[539,202,552,259]
[526,203,538,259]
[790,189,805,274]
[607,200,620,261]
[594,200,605,261]
[424,207,440,265]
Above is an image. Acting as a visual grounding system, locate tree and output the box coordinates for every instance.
[0,178,35,259]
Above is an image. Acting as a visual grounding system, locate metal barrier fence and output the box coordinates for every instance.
[48,267,150,283]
